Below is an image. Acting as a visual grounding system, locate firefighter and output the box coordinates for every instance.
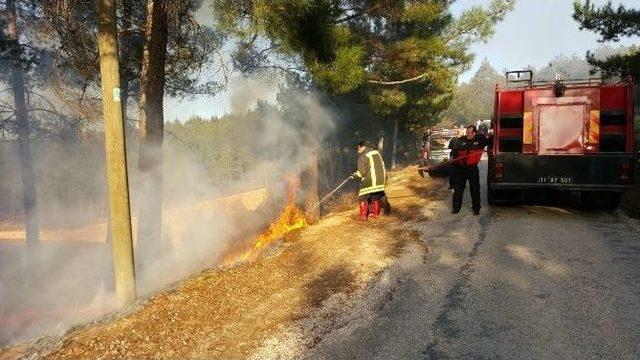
[452,125,491,215]
[352,141,387,221]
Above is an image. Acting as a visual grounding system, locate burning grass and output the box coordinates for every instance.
[224,203,309,264]
[225,174,309,263]
[254,204,308,250]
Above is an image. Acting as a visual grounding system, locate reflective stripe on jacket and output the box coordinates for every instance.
[355,148,386,196]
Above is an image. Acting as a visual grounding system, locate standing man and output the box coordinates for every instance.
[352,141,387,221]
[452,125,491,215]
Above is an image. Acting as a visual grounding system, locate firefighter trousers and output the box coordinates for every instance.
[358,191,384,203]
[452,165,481,212]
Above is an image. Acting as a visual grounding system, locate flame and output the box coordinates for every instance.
[253,203,307,251]
[222,174,307,265]
[222,203,308,265]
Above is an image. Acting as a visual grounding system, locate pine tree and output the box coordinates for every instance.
[573,0,640,80]
[213,0,515,131]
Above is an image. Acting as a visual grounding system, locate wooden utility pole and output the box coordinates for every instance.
[96,0,136,306]
[6,0,39,247]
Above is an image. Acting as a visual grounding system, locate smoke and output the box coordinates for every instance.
[229,75,279,115]
[0,77,337,346]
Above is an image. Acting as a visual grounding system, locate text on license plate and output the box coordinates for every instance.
[537,176,574,184]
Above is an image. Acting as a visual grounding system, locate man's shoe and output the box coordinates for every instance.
[451,209,460,214]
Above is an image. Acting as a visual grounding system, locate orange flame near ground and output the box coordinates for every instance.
[255,204,307,250]
[226,174,308,264]
[233,204,308,262]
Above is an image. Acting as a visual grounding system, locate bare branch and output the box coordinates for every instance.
[368,72,429,85]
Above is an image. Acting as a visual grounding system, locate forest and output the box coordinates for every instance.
[0,0,638,348]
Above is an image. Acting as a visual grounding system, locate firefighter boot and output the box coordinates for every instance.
[371,200,382,219]
[357,201,369,221]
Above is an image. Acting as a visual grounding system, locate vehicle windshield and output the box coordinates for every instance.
[429,137,451,150]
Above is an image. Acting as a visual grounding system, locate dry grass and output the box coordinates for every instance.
[1,167,444,359]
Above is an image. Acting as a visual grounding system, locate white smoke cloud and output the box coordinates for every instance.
[0,78,337,346]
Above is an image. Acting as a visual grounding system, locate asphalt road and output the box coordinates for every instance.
[302,162,640,360]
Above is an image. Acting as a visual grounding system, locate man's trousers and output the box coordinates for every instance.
[452,165,481,212]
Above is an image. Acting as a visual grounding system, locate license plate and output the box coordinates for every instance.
[537,176,574,184]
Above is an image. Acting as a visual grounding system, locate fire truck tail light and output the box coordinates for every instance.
[495,162,505,180]
[620,162,631,184]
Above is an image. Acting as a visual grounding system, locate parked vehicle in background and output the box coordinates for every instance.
[422,130,459,177]
[488,70,636,209]
[476,119,493,135]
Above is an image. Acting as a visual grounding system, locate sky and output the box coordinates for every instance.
[165,0,637,122]
[452,0,636,82]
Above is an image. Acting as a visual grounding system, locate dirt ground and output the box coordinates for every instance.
[1,167,445,359]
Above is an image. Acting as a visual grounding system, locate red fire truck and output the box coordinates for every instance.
[488,71,636,209]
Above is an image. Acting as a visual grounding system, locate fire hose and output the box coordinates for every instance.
[416,150,489,173]
[308,176,353,212]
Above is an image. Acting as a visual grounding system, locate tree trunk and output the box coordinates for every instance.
[391,118,399,170]
[6,0,39,247]
[137,0,168,269]
[303,139,320,222]
[303,103,320,222]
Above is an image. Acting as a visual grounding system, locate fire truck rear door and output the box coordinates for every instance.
[533,96,590,155]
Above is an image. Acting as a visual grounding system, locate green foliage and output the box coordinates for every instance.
[311,45,367,94]
[403,2,445,23]
[370,89,407,116]
[211,0,515,133]
[165,114,253,183]
[586,45,640,80]
[573,0,640,81]
[254,0,340,63]
[42,0,225,102]
[214,0,340,62]
[573,0,640,41]
[452,0,516,45]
